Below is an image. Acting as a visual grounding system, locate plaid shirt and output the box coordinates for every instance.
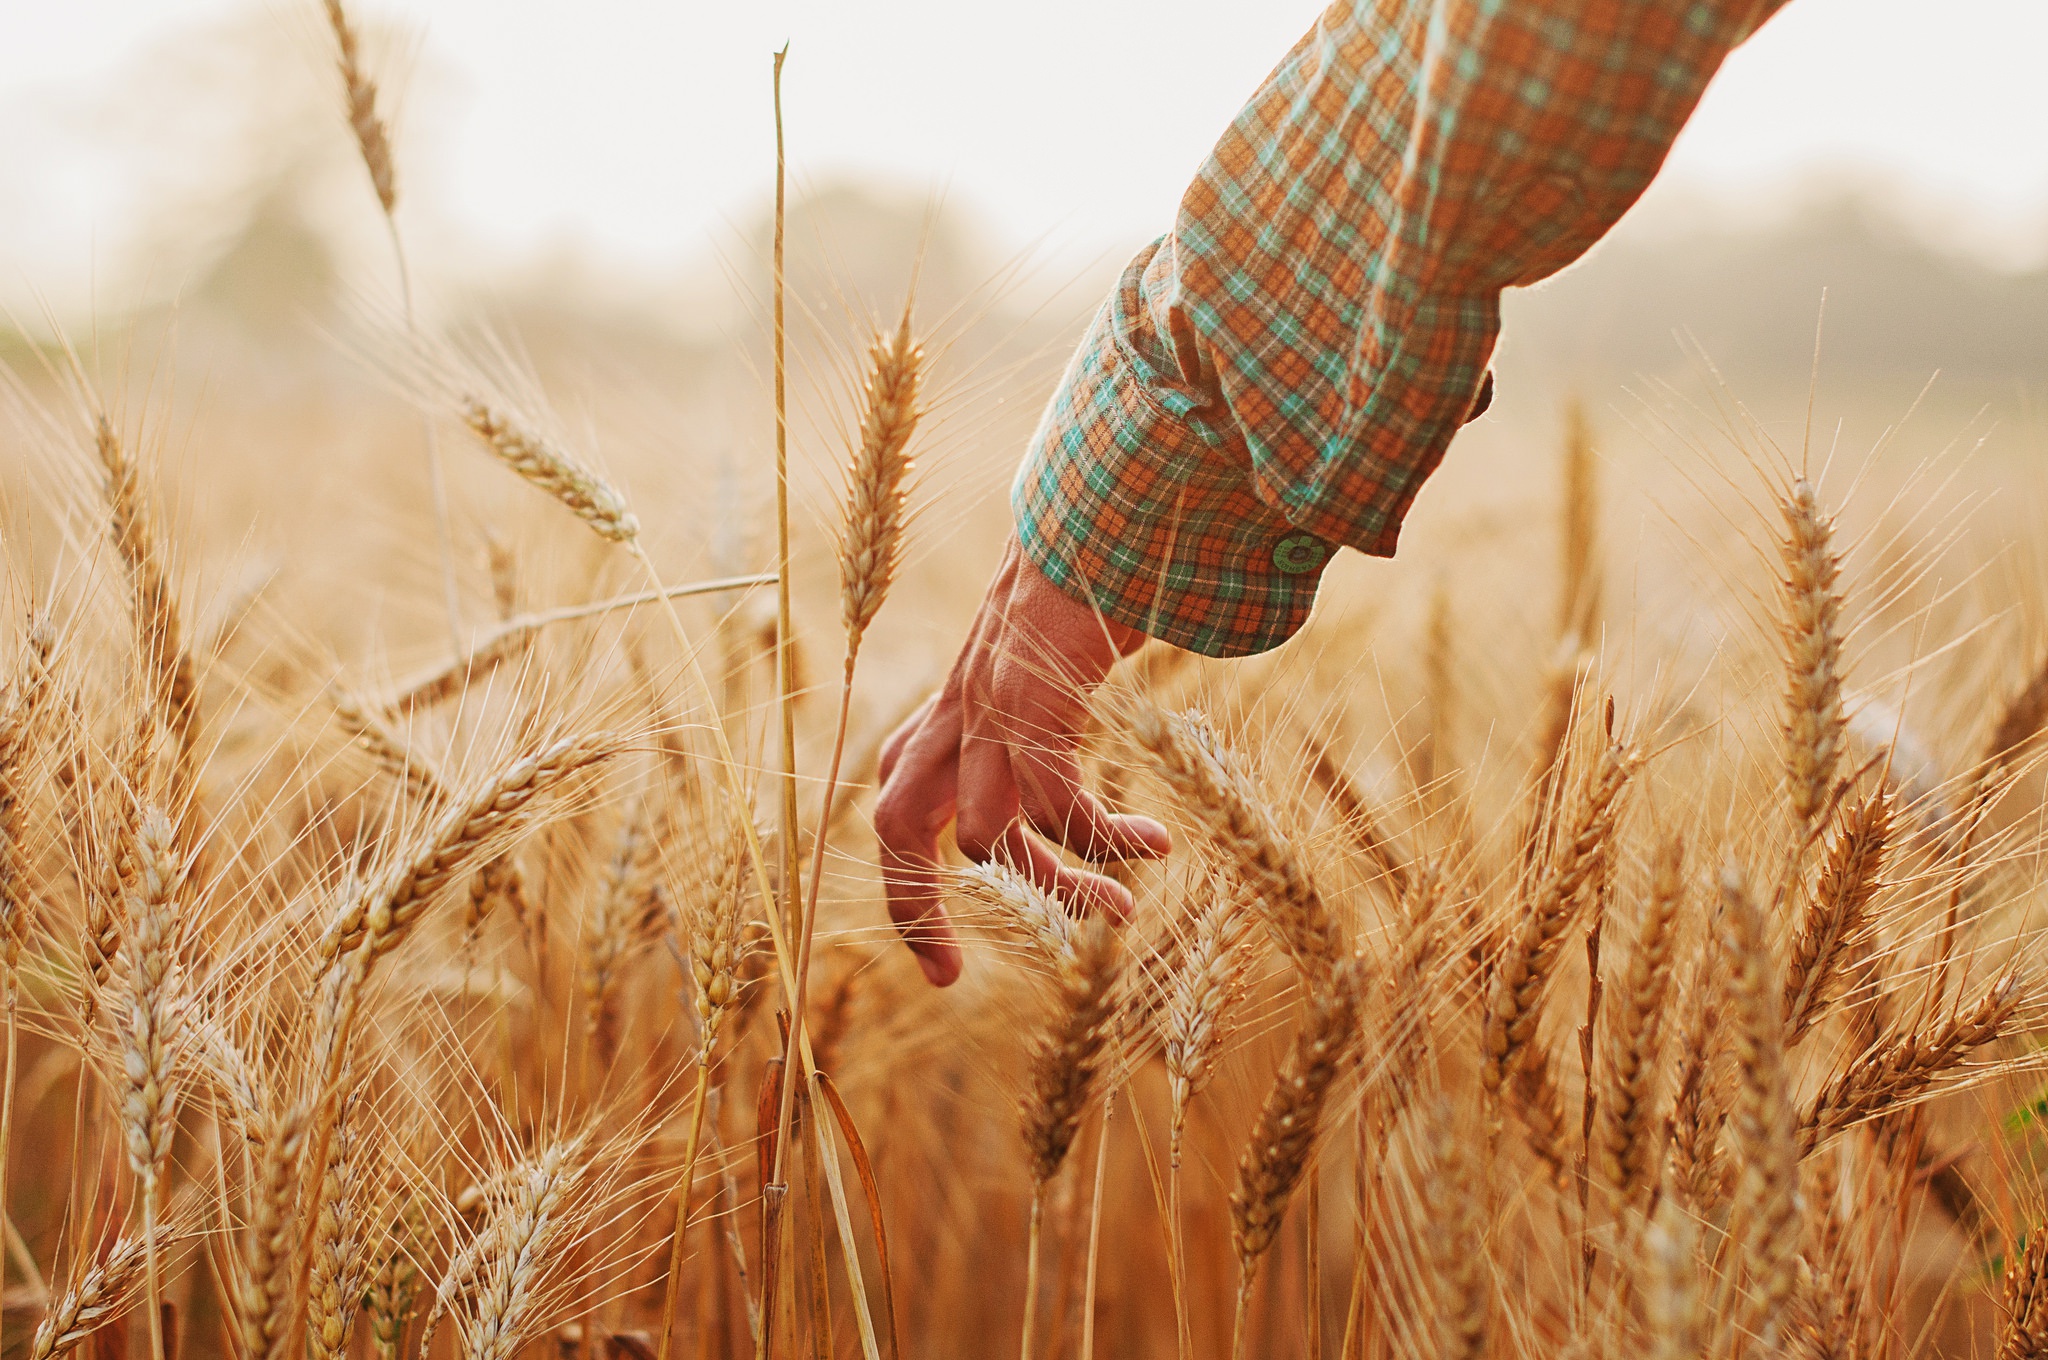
[1014,0,1790,657]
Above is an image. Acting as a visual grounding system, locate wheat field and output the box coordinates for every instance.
[2,7,2048,1360]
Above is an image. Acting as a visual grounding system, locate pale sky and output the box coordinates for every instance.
[6,0,2048,313]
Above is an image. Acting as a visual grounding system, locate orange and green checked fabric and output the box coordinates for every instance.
[1014,0,1790,657]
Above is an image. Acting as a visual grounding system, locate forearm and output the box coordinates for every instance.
[1017,0,1790,658]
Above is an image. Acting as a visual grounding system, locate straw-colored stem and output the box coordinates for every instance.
[0,976,15,1353]
[1170,1157,1189,1360]
[761,48,804,1360]
[1230,1269,1255,1360]
[773,662,855,1193]
[655,1060,715,1360]
[142,1187,164,1360]
[1305,1174,1322,1360]
[1080,1090,1114,1360]
[1020,1191,1044,1360]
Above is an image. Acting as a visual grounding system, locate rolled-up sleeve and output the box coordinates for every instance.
[1014,0,1789,657]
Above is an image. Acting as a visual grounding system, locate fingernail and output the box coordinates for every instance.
[1132,817,1172,855]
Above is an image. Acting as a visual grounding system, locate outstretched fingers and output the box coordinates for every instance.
[872,698,966,986]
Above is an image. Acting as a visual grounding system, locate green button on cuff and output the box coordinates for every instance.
[1273,534,1327,574]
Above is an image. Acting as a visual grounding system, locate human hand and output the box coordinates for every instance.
[872,535,1173,985]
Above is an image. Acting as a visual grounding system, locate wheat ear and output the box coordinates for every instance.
[1131,705,1345,976]
[1022,917,1123,1189]
[366,1199,426,1360]
[1784,789,1892,1048]
[457,1137,587,1360]
[1801,972,2019,1153]
[2000,1218,2048,1360]
[837,308,925,650]
[1779,478,1847,840]
[1717,865,1799,1354]
[1422,1099,1490,1360]
[1018,919,1121,1360]
[29,1225,153,1359]
[1594,833,1686,1205]
[1161,882,1259,1168]
[236,1101,309,1360]
[95,416,199,789]
[954,860,1078,965]
[1481,734,1638,1109]
[1229,955,1365,1359]
[459,398,639,543]
[0,612,55,1354]
[583,805,652,1069]
[320,731,622,965]
[306,1091,369,1360]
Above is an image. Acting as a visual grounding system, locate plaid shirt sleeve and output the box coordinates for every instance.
[1013,0,1790,657]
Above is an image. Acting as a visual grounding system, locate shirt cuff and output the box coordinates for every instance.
[1013,276,1337,660]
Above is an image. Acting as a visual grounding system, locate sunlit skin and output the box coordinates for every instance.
[873,535,1173,985]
